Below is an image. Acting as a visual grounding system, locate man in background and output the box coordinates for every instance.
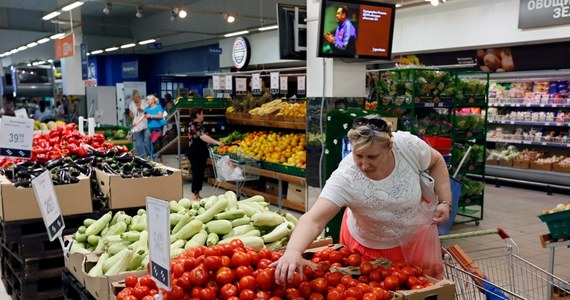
[324,5,357,55]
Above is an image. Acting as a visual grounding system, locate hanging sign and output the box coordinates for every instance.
[0,116,34,159]
[147,197,171,291]
[519,0,570,29]
[14,108,28,119]
[252,73,262,95]
[280,76,288,95]
[270,72,280,95]
[297,76,306,95]
[55,33,75,59]
[219,76,226,92]
[213,76,221,92]
[32,171,65,242]
[225,75,233,93]
[236,78,247,95]
[232,37,251,70]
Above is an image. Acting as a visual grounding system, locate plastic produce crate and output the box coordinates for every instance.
[538,210,570,239]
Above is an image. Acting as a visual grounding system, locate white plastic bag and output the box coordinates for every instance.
[216,156,245,181]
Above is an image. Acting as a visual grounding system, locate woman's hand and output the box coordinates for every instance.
[432,203,450,224]
[270,249,303,285]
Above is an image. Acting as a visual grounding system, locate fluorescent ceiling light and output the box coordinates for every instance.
[62,1,84,12]
[42,11,61,20]
[10,49,19,54]
[178,9,187,18]
[139,39,156,45]
[1,52,10,56]
[48,59,54,63]
[37,38,50,44]
[86,53,90,56]
[50,33,65,39]
[120,43,136,49]
[27,42,38,48]
[395,3,402,7]
[18,46,28,51]
[223,30,249,38]
[258,25,278,31]
[0,53,5,58]
[105,47,119,52]
[91,50,103,54]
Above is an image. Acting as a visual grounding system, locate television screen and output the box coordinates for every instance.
[318,0,395,60]
[277,4,307,60]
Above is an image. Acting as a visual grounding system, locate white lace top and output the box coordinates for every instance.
[320,131,432,249]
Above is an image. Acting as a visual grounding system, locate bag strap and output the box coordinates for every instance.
[394,135,422,174]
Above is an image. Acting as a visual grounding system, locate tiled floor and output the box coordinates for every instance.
[0,157,568,298]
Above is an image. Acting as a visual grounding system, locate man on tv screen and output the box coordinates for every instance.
[323,5,357,55]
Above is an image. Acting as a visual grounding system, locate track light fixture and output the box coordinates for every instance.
[178,9,187,18]
[136,6,143,18]
[103,2,111,15]
[224,13,235,23]
[428,0,446,6]
[170,9,177,22]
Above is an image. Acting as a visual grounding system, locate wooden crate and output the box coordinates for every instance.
[499,159,513,167]
[513,159,530,169]
[553,164,570,174]
[530,161,553,171]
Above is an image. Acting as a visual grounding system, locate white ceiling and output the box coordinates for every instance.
[0,0,427,66]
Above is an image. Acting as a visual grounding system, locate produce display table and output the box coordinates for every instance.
[540,234,570,278]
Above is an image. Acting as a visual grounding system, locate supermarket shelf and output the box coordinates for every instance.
[226,117,306,130]
[484,165,570,187]
[488,138,570,149]
[489,102,570,108]
[488,120,570,127]
[208,179,305,212]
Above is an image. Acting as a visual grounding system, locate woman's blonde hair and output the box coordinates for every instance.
[146,95,159,104]
[347,115,393,152]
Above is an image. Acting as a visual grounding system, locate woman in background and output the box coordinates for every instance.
[187,107,224,200]
[129,90,149,157]
[144,94,166,160]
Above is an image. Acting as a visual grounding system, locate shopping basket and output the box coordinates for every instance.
[440,228,570,300]
[208,147,260,198]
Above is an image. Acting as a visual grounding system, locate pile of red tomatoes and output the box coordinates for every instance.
[116,241,436,300]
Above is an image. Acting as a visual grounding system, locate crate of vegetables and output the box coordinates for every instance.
[538,204,570,240]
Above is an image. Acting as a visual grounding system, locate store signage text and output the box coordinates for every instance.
[519,0,570,29]
[232,37,251,70]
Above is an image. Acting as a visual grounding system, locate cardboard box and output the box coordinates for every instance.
[64,251,146,300]
[0,174,92,221]
[96,164,182,209]
[287,183,306,204]
[393,277,456,300]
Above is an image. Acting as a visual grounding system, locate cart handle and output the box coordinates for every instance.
[439,228,510,241]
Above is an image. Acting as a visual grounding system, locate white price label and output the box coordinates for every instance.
[212,76,220,91]
[252,73,261,92]
[235,78,247,92]
[270,72,279,93]
[552,104,557,108]
[14,109,28,119]
[0,116,34,159]
[32,171,64,241]
[425,103,434,107]
[280,76,288,94]
[225,75,233,93]
[147,197,171,291]
[540,104,545,107]
[545,122,550,126]
[297,76,306,94]
[541,142,547,146]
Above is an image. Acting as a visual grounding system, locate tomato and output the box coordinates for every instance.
[133,285,151,298]
[358,261,374,276]
[383,275,400,291]
[239,275,257,291]
[189,266,210,285]
[204,246,221,257]
[229,239,244,249]
[239,289,256,300]
[309,293,325,300]
[125,275,138,288]
[172,262,185,278]
[371,287,387,299]
[368,270,382,283]
[168,285,185,300]
[220,283,238,299]
[411,284,424,290]
[380,269,392,280]
[339,247,352,258]
[417,276,428,285]
[324,272,341,286]
[214,267,235,286]
[235,266,253,279]
[191,287,201,298]
[298,281,312,298]
[344,287,363,299]
[142,296,155,300]
[116,290,132,300]
[177,274,192,291]
[246,250,260,267]
[123,295,137,300]
[140,276,156,289]
[302,265,315,280]
[287,271,302,288]
[310,277,328,294]
[220,243,234,256]
[346,254,362,267]
[328,251,343,264]
[257,248,272,260]
[220,255,231,268]
[257,268,276,291]
[362,292,377,300]
[184,257,196,271]
[358,275,369,283]
[413,266,423,276]
[392,271,408,286]
[286,288,301,298]
[204,256,222,271]
[271,285,287,298]
[356,283,371,294]
[327,288,345,300]
[257,258,272,269]
[407,276,420,289]
[256,290,271,298]
[401,266,415,278]
[348,279,360,288]
[198,287,216,300]
[271,251,283,261]
[231,251,251,267]
[340,274,352,286]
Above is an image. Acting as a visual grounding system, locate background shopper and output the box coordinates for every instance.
[129,90,149,157]
[145,94,167,160]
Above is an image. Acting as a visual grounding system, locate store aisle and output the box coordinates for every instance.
[0,178,567,298]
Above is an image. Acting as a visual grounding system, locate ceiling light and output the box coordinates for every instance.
[431,0,439,5]
[10,49,19,54]
[91,50,103,55]
[42,11,61,21]
[223,30,249,38]
[50,33,65,39]
[224,13,236,23]
[139,39,156,45]
[62,1,84,11]
[18,46,28,51]
[1,52,10,56]
[27,42,38,48]
[178,9,187,18]
[37,38,50,44]
[258,25,278,31]
[105,46,119,52]
[120,43,136,49]
[0,53,5,58]
[170,10,177,22]
[395,3,402,7]
[103,2,112,14]
[136,6,143,18]
[48,59,53,63]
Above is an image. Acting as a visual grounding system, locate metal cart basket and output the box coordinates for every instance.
[440,228,570,299]
[208,147,260,198]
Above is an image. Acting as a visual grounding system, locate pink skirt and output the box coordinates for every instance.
[339,209,405,262]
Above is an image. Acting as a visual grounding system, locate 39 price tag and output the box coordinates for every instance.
[0,116,34,159]
[147,197,171,291]
[32,171,64,241]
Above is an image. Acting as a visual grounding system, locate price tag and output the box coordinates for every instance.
[280,76,288,95]
[32,171,65,241]
[225,75,233,93]
[252,73,261,95]
[14,109,28,119]
[235,78,247,95]
[545,122,550,126]
[212,76,220,92]
[509,121,515,125]
[541,142,547,146]
[540,104,545,107]
[147,197,171,291]
[0,116,34,159]
[424,103,434,107]
[297,76,306,95]
[515,104,520,107]
[523,141,531,144]
[270,72,279,95]
[552,104,557,108]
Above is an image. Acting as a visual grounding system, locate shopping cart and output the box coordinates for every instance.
[440,228,570,299]
[208,147,260,198]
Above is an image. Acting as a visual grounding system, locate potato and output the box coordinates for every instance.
[483,53,501,71]
[501,54,515,71]
[486,48,502,57]
[476,49,487,60]
[480,65,491,72]
[500,48,512,58]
